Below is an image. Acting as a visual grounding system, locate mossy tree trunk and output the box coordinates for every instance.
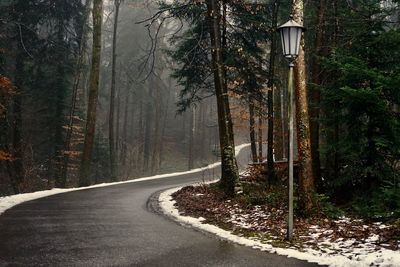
[292,0,316,216]
[79,0,103,186]
[206,0,239,197]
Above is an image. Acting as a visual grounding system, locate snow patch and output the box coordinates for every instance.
[159,187,400,267]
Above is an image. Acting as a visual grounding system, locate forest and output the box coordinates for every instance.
[0,0,399,223]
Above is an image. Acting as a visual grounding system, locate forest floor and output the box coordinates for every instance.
[162,169,400,267]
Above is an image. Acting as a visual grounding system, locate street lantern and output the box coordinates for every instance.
[277,16,305,62]
[277,16,305,241]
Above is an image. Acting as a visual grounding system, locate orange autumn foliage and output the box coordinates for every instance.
[0,75,16,95]
[0,74,16,118]
[0,150,13,161]
[0,75,16,161]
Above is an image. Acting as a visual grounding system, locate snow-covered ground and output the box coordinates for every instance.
[0,143,250,215]
[159,188,400,267]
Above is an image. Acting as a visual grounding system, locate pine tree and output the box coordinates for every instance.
[321,0,400,217]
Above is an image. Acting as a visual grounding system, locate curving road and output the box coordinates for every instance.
[0,147,319,266]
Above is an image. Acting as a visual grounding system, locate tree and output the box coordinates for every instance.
[292,0,316,216]
[160,0,242,195]
[109,0,122,181]
[206,0,239,196]
[321,0,400,218]
[79,0,103,186]
[248,96,257,163]
[309,0,326,185]
[61,0,93,188]
[266,0,279,183]
[0,75,15,190]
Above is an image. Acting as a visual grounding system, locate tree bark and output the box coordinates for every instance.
[12,47,24,193]
[79,0,103,187]
[326,0,340,183]
[143,76,153,172]
[158,82,171,170]
[199,102,207,162]
[115,85,121,171]
[121,83,129,175]
[274,76,284,161]
[151,82,161,175]
[61,0,92,187]
[266,0,279,183]
[310,0,326,186]
[188,106,195,170]
[292,0,316,216]
[137,101,144,172]
[53,18,69,187]
[206,0,239,196]
[258,112,263,163]
[249,96,257,163]
[108,0,121,182]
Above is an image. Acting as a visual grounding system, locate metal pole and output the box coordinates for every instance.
[287,62,294,241]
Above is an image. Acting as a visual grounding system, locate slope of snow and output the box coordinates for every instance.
[0,143,250,215]
[159,188,400,267]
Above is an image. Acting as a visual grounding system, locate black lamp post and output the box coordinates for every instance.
[277,16,305,241]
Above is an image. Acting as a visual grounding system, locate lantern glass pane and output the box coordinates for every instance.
[283,28,290,56]
[290,27,298,56]
[280,30,286,56]
[295,28,302,55]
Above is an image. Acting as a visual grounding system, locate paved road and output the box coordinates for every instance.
[0,148,320,266]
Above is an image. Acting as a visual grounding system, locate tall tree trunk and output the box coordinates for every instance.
[266,0,279,183]
[281,74,287,159]
[115,86,121,173]
[199,102,207,163]
[108,0,121,182]
[258,112,263,163]
[53,19,69,187]
[61,0,93,188]
[206,0,239,196]
[274,77,284,161]
[137,101,144,172]
[128,92,136,174]
[310,0,326,187]
[12,47,24,193]
[188,106,195,170]
[326,0,340,183]
[249,96,257,163]
[158,84,171,170]
[143,76,153,172]
[151,83,161,175]
[292,0,316,216]
[121,83,129,175]
[79,0,103,186]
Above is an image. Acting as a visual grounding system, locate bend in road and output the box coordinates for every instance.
[0,147,321,266]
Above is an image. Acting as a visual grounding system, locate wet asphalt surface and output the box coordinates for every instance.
[0,148,321,266]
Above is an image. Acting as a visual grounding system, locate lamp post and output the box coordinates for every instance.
[277,16,305,241]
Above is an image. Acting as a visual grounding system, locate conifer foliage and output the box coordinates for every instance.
[321,0,400,218]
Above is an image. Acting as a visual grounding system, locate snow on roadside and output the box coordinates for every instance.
[0,144,250,215]
[159,187,400,267]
